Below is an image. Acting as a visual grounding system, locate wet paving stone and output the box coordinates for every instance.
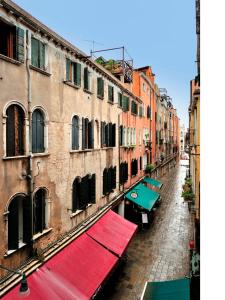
[105,162,193,300]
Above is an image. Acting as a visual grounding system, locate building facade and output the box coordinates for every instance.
[0,0,181,293]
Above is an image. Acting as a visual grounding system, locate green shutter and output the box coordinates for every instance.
[74,62,81,86]
[97,78,104,98]
[108,85,113,102]
[103,168,108,195]
[97,77,101,96]
[39,41,45,70]
[89,174,96,204]
[112,166,116,189]
[16,27,24,62]
[84,67,89,90]
[31,37,39,67]
[118,92,122,107]
[122,95,129,111]
[66,59,71,81]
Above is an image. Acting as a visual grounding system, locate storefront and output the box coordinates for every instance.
[2,210,137,300]
[124,182,160,227]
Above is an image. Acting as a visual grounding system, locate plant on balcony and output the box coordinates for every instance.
[145,164,154,176]
[181,191,195,201]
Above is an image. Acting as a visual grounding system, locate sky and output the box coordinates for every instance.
[14,0,196,128]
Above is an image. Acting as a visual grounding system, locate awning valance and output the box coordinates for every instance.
[87,210,137,257]
[125,183,160,211]
[141,278,190,300]
[143,177,163,188]
[2,233,119,300]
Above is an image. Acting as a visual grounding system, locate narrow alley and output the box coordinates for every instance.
[105,161,193,300]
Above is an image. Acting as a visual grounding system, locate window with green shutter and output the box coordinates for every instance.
[122,95,130,112]
[118,92,123,107]
[108,85,114,102]
[97,77,104,98]
[84,67,90,91]
[131,101,138,115]
[31,37,45,70]
[66,58,72,81]
[74,62,81,86]
[0,21,24,62]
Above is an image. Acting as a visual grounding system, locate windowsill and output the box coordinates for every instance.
[83,88,93,95]
[33,228,52,241]
[70,204,92,219]
[131,113,138,117]
[107,100,114,105]
[97,95,104,100]
[3,155,28,161]
[63,80,81,89]
[101,147,114,150]
[0,54,22,65]
[29,65,51,77]
[32,152,50,157]
[70,148,100,153]
[4,242,26,257]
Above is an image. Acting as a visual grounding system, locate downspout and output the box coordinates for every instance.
[26,29,34,254]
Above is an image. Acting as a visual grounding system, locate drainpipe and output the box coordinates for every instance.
[26,30,34,254]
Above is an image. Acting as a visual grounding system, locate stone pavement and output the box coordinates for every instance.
[105,161,193,300]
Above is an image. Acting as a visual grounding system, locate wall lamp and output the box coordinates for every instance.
[0,265,30,297]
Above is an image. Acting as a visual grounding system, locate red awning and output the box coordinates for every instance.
[2,233,118,300]
[87,210,138,257]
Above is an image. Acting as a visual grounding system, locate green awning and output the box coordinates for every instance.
[125,183,160,211]
[143,177,163,188]
[141,278,190,300]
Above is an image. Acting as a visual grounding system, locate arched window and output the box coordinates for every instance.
[8,194,31,250]
[32,109,45,153]
[72,116,79,150]
[72,174,96,212]
[6,104,25,156]
[33,189,47,234]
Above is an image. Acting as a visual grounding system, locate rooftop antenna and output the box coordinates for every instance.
[82,40,104,56]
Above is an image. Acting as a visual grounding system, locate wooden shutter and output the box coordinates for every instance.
[125,162,128,182]
[101,121,105,147]
[101,79,104,98]
[108,123,112,147]
[74,62,81,86]
[6,105,15,156]
[23,196,32,244]
[32,110,37,153]
[72,179,80,211]
[112,123,116,147]
[108,85,113,102]
[72,116,79,150]
[112,166,116,189]
[84,67,89,90]
[118,92,122,107]
[88,120,94,149]
[8,198,19,250]
[82,117,85,150]
[16,105,24,155]
[39,41,45,70]
[16,27,24,62]
[103,168,107,195]
[89,174,96,204]
[31,37,39,67]
[105,123,109,147]
[37,110,44,153]
[66,59,71,81]
[80,175,89,209]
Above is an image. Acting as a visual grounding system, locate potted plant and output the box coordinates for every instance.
[145,164,154,177]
